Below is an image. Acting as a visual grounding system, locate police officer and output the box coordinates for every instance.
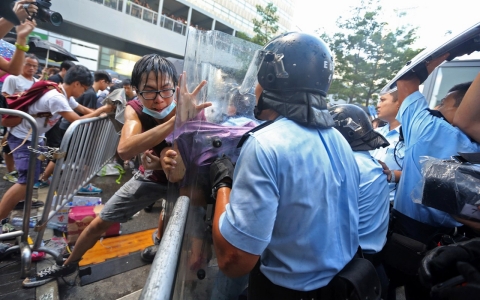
[329,104,391,299]
[384,54,480,299]
[209,32,362,299]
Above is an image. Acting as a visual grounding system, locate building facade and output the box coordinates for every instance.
[33,0,296,77]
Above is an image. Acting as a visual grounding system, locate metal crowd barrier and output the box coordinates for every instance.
[0,109,39,277]
[140,196,190,300]
[31,115,120,266]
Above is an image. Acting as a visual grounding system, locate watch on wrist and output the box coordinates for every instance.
[389,170,396,183]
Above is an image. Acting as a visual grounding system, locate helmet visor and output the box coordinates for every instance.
[239,49,266,95]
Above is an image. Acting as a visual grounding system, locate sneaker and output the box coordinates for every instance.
[3,171,18,183]
[23,261,78,288]
[140,245,158,263]
[13,200,45,210]
[33,180,49,189]
[77,183,102,195]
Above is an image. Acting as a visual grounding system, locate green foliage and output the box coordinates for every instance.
[318,0,423,106]
[235,31,253,42]
[252,2,279,46]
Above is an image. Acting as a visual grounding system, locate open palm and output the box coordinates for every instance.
[176,71,212,126]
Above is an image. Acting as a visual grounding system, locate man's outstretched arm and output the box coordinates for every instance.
[396,54,450,106]
[116,105,175,160]
[453,72,480,143]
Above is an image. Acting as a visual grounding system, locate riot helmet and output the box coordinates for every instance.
[226,87,255,118]
[329,104,389,151]
[240,32,335,128]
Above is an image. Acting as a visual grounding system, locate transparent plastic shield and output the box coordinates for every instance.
[164,28,261,300]
[380,21,480,94]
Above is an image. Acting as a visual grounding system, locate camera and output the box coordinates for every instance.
[31,0,63,26]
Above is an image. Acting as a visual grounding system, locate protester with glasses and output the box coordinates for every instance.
[29,54,211,288]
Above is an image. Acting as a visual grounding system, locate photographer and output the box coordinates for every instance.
[0,0,37,76]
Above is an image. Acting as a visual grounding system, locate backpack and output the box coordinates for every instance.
[3,80,61,120]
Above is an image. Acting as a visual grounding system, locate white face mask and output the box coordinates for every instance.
[142,101,176,119]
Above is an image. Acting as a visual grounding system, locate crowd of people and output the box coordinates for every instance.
[0,1,137,226]
[133,0,152,10]
[1,1,480,299]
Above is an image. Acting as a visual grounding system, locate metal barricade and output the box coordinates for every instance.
[140,196,190,300]
[32,115,119,264]
[0,109,39,277]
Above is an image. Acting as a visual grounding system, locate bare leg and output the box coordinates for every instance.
[40,161,55,181]
[64,217,114,265]
[4,152,15,173]
[0,183,26,220]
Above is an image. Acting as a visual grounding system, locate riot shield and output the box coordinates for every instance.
[164,28,261,300]
[381,21,480,94]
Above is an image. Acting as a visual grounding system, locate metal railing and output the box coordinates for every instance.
[159,15,187,36]
[0,109,38,277]
[140,196,190,300]
[90,0,123,12]
[126,2,159,25]
[31,115,120,263]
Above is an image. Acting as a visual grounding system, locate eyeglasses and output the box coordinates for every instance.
[25,63,38,68]
[139,88,175,100]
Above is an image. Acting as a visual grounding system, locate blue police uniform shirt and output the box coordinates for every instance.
[394,91,480,227]
[354,151,390,254]
[370,124,404,202]
[219,117,360,292]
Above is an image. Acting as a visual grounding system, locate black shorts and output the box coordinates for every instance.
[45,122,66,148]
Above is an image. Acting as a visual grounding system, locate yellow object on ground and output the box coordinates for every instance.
[79,228,156,266]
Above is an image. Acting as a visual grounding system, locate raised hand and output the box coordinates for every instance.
[16,19,36,40]
[175,71,212,126]
[13,0,37,22]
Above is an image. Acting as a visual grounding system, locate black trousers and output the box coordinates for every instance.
[385,210,455,300]
[247,261,352,300]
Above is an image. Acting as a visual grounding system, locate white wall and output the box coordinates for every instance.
[51,0,187,57]
[71,39,100,70]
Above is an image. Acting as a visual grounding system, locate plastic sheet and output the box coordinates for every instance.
[165,28,261,300]
[415,156,480,221]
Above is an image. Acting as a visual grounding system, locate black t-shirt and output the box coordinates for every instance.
[77,87,98,110]
[48,74,63,84]
[59,87,98,130]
